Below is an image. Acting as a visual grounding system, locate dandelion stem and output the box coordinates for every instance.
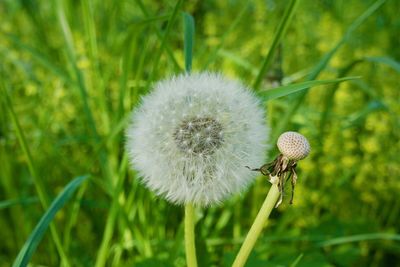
[232,183,280,267]
[185,203,198,267]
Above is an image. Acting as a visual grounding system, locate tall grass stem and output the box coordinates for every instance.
[270,0,386,143]
[253,0,299,91]
[94,154,128,267]
[2,87,71,267]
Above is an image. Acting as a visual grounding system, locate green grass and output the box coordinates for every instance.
[252,0,299,91]
[0,0,399,266]
[12,175,89,267]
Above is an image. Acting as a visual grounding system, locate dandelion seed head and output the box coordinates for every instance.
[277,131,310,161]
[126,72,269,206]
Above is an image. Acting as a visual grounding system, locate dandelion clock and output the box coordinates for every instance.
[126,72,269,206]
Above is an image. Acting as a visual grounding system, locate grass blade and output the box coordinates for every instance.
[318,233,400,247]
[149,0,184,80]
[3,34,75,85]
[271,0,386,142]
[0,197,38,209]
[343,100,387,128]
[126,13,172,26]
[183,13,195,72]
[319,56,397,137]
[1,84,71,267]
[55,0,114,191]
[12,175,89,267]
[55,0,99,140]
[318,60,363,136]
[202,3,248,69]
[289,253,304,267]
[253,0,299,90]
[308,0,386,81]
[63,181,89,253]
[94,155,129,267]
[257,77,359,102]
[365,56,400,72]
[134,0,181,70]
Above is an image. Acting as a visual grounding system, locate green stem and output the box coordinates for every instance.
[185,203,198,267]
[252,0,299,91]
[232,184,280,267]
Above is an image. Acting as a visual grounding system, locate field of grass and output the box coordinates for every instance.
[1,0,399,266]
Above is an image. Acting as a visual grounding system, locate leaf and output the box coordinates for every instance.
[308,0,386,81]
[3,34,75,85]
[343,100,387,128]
[0,197,38,209]
[253,0,299,90]
[271,0,386,142]
[183,12,195,72]
[148,0,184,81]
[289,253,304,267]
[2,82,70,266]
[55,0,99,140]
[12,175,90,267]
[257,77,359,102]
[364,56,400,73]
[134,0,180,70]
[127,13,172,26]
[318,233,400,247]
[203,3,249,69]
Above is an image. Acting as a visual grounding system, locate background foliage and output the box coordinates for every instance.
[1,0,399,266]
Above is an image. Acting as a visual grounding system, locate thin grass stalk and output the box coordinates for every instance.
[12,175,89,267]
[94,154,128,267]
[81,0,110,132]
[4,34,75,85]
[148,0,184,82]
[2,88,71,267]
[55,0,115,202]
[134,0,181,70]
[318,60,363,136]
[55,0,99,137]
[63,181,88,253]
[202,3,249,69]
[289,253,304,267]
[117,32,137,121]
[271,0,386,143]
[253,0,299,91]
[0,140,29,247]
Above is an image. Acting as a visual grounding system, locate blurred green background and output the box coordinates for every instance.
[1,0,399,266]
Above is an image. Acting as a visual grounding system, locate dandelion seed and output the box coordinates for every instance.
[126,72,269,206]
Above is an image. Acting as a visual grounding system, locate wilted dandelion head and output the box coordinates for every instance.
[126,72,269,206]
[277,131,310,161]
[246,131,310,207]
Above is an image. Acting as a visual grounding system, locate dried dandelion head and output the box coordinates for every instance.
[247,131,311,207]
[126,72,269,206]
[277,131,310,161]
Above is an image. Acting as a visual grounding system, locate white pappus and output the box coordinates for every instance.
[125,72,269,206]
